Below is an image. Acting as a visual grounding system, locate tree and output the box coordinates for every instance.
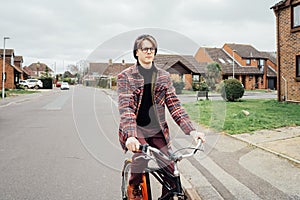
[205,62,222,91]
[67,64,79,75]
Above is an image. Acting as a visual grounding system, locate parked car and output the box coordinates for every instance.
[22,79,43,89]
[60,82,69,90]
[56,81,61,87]
[19,80,28,88]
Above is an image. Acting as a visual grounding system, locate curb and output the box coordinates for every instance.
[224,133,300,166]
[181,175,202,200]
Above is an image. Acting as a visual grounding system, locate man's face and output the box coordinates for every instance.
[136,39,155,66]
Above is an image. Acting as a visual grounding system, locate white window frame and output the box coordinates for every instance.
[293,4,300,28]
[246,59,251,65]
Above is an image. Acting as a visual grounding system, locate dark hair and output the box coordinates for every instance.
[133,34,158,60]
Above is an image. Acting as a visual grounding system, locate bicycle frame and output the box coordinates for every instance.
[121,140,203,200]
[145,164,185,200]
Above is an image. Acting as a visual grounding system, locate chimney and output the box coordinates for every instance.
[108,58,112,65]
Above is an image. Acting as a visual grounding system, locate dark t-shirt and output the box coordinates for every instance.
[136,64,162,138]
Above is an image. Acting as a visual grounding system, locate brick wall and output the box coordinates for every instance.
[276,0,300,102]
[0,59,16,89]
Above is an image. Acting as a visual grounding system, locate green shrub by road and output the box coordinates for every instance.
[183,99,300,134]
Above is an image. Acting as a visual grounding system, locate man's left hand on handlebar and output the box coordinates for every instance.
[190,130,206,143]
[125,136,141,152]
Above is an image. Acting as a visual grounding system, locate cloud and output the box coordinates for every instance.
[1,0,280,73]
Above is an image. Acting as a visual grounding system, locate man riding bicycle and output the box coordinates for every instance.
[117,34,205,200]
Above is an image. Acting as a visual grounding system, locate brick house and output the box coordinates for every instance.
[84,60,133,86]
[87,59,133,78]
[194,44,277,90]
[87,55,205,90]
[272,0,300,102]
[0,49,23,89]
[22,66,33,79]
[26,62,53,78]
[154,54,205,90]
[13,55,30,80]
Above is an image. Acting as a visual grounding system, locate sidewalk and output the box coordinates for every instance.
[0,89,53,107]
[178,126,300,200]
[231,126,300,165]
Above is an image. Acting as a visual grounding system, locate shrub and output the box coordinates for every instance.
[40,77,53,89]
[173,81,185,94]
[192,81,209,91]
[0,90,7,98]
[99,78,109,88]
[199,81,209,91]
[16,84,25,90]
[220,79,244,101]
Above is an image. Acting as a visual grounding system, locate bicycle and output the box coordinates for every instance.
[121,140,204,200]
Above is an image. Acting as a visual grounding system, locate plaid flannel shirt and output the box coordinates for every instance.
[117,64,195,151]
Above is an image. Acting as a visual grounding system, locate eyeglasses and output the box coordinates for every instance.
[140,47,155,53]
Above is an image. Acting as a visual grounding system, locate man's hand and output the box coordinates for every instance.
[190,130,206,143]
[125,137,141,152]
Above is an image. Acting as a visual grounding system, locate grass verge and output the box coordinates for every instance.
[183,99,300,134]
[7,89,40,96]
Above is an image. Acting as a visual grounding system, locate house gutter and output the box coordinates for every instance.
[273,6,282,101]
[281,75,288,101]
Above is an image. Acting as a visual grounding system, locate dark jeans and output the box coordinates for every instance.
[129,131,175,197]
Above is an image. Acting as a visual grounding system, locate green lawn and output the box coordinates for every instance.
[183,99,300,134]
[7,89,40,95]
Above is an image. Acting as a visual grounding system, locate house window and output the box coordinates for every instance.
[246,59,251,65]
[218,58,226,64]
[296,55,300,77]
[292,4,300,28]
[258,59,265,66]
[193,75,200,82]
[11,55,14,66]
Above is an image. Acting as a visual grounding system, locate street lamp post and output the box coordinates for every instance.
[232,50,236,79]
[2,37,10,99]
[36,61,40,78]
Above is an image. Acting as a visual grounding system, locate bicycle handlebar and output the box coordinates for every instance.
[138,139,203,162]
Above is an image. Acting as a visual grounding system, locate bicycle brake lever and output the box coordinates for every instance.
[139,144,149,153]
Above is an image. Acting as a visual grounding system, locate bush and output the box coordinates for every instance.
[192,81,209,91]
[16,84,26,90]
[0,91,6,98]
[173,81,185,94]
[40,77,53,89]
[98,78,109,88]
[220,79,244,101]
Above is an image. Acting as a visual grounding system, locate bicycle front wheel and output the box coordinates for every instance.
[121,159,132,200]
[121,159,150,200]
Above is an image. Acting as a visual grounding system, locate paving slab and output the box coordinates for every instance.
[232,126,300,164]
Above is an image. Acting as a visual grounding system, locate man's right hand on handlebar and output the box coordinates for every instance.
[125,137,141,152]
[190,130,206,143]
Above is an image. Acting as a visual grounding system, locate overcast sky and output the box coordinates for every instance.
[1,0,280,73]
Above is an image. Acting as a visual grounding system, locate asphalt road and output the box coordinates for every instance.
[0,86,127,200]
